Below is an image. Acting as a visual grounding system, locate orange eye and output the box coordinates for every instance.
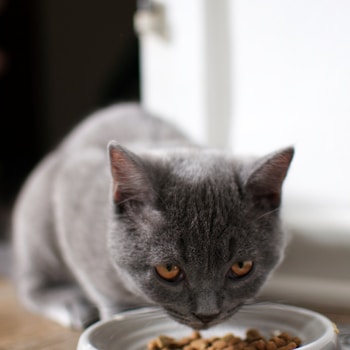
[155,264,182,281]
[231,261,254,278]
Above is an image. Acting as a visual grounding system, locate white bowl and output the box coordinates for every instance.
[77,303,340,350]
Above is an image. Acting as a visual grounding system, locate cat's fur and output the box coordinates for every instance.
[13,103,294,330]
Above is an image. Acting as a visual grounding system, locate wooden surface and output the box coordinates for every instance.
[0,278,81,350]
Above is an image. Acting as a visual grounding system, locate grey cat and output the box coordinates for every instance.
[12,103,294,330]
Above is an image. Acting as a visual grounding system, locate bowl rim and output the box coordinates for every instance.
[77,303,338,350]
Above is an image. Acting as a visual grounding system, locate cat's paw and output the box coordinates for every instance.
[38,294,99,329]
[65,297,100,329]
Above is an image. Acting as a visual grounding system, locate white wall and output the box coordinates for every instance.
[138,0,350,234]
[229,0,350,232]
[138,0,232,149]
[138,0,206,144]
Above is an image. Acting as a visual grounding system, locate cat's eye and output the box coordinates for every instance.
[231,261,254,278]
[155,264,182,282]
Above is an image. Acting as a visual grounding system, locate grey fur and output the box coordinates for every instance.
[12,103,294,330]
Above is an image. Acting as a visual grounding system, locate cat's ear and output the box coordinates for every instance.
[244,147,294,210]
[108,141,153,206]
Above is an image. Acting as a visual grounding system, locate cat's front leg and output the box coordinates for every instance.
[21,282,100,329]
[99,305,120,321]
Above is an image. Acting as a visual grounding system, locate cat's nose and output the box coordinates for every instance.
[193,312,220,324]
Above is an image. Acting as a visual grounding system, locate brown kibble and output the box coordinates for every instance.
[278,332,292,341]
[234,342,249,350]
[208,336,220,343]
[155,335,175,348]
[246,329,264,342]
[292,337,302,346]
[266,341,277,350]
[271,336,286,347]
[147,329,301,350]
[177,337,193,346]
[231,337,244,345]
[147,339,159,350]
[189,339,209,349]
[211,340,227,349]
[191,331,202,340]
[251,339,266,350]
[279,342,298,350]
[221,333,235,343]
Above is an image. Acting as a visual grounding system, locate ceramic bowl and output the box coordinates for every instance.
[77,303,340,350]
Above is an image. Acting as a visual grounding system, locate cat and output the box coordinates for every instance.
[12,103,294,330]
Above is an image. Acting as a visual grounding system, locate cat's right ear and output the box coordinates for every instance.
[108,142,153,206]
[244,147,294,211]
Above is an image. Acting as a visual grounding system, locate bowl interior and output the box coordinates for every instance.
[77,304,339,350]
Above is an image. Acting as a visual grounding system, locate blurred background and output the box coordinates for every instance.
[1,0,349,311]
[0,0,140,238]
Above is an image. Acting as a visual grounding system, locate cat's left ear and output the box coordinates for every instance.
[244,147,294,210]
[108,141,153,206]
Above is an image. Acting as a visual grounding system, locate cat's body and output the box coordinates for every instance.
[13,103,294,330]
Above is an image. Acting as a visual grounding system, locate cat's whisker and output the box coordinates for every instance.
[113,194,142,206]
[256,208,279,220]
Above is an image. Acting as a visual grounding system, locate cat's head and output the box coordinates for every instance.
[107,143,294,329]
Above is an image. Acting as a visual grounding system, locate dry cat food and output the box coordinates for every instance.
[147,328,302,350]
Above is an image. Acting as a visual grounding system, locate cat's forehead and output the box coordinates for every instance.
[149,151,255,262]
[157,164,242,242]
[159,151,241,203]
[166,149,235,182]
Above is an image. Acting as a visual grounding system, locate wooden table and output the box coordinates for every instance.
[0,278,81,350]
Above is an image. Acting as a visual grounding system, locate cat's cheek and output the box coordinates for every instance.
[111,266,146,298]
[224,269,263,299]
[120,207,165,238]
[138,273,186,304]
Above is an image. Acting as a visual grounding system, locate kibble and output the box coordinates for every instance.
[147,329,302,350]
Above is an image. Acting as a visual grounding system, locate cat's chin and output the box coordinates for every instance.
[175,315,231,330]
[165,306,241,330]
[187,319,221,330]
